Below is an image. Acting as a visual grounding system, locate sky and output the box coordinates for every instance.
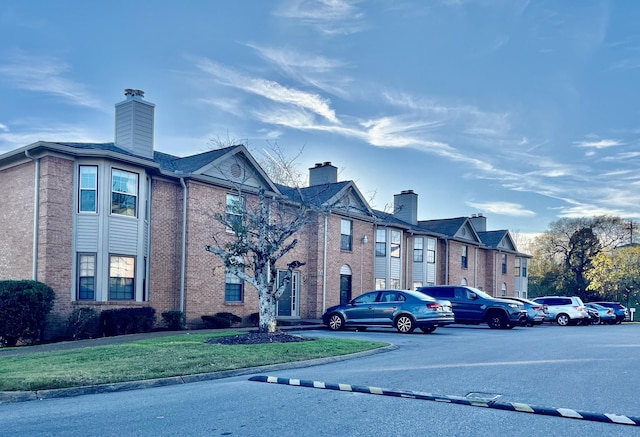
[1,0,639,238]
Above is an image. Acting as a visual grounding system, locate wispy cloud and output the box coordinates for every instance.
[574,138,622,148]
[0,124,105,152]
[274,0,366,35]
[466,201,536,217]
[0,123,8,132]
[245,43,352,97]
[194,58,340,123]
[0,53,102,108]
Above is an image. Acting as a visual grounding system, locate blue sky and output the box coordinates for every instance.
[1,0,639,236]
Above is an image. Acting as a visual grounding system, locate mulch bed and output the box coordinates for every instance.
[205,331,311,345]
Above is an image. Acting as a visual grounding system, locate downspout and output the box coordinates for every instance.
[445,238,450,285]
[180,178,188,313]
[474,246,478,287]
[25,151,39,281]
[405,232,412,289]
[322,213,329,314]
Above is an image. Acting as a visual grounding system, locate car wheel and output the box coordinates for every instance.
[420,326,437,334]
[327,313,344,331]
[395,314,415,333]
[486,311,508,329]
[590,316,600,325]
[556,313,570,326]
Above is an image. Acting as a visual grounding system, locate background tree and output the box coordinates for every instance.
[586,246,640,307]
[528,216,634,298]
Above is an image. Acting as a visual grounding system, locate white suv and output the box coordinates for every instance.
[531,296,589,326]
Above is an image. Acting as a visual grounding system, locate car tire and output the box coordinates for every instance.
[420,326,437,334]
[590,316,600,325]
[556,313,570,326]
[327,313,344,331]
[395,314,415,333]
[486,311,508,329]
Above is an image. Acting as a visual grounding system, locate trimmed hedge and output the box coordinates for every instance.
[67,307,101,340]
[0,280,56,347]
[100,307,156,337]
[161,310,186,331]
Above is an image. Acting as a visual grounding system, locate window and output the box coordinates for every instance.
[501,254,507,274]
[413,238,423,262]
[77,253,96,300]
[501,283,507,296]
[375,229,386,257]
[111,169,138,217]
[79,166,98,213]
[375,278,386,290]
[413,281,423,290]
[521,259,528,277]
[225,270,244,302]
[390,278,400,289]
[226,194,244,230]
[340,219,352,251]
[109,255,135,300]
[427,238,436,263]
[515,258,521,277]
[390,230,401,258]
[461,245,468,269]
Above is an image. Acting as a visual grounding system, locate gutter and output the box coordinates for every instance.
[24,150,39,281]
[180,178,188,313]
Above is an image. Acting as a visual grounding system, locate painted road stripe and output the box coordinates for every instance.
[248,375,640,427]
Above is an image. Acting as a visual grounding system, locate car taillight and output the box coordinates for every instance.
[533,306,542,311]
[427,303,440,310]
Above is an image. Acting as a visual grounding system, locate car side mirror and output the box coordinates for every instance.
[469,293,478,300]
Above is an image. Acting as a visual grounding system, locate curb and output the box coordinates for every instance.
[250,375,640,427]
[0,344,396,404]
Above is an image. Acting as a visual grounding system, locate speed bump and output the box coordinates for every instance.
[249,375,640,427]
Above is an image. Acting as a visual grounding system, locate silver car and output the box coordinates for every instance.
[531,296,589,326]
[322,289,455,334]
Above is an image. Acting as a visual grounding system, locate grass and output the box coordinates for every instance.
[0,331,385,392]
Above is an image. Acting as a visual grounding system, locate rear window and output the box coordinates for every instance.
[420,287,454,299]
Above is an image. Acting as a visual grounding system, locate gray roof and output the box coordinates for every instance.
[276,181,351,206]
[477,230,508,248]
[417,217,468,237]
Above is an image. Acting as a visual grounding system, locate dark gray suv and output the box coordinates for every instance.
[418,285,528,329]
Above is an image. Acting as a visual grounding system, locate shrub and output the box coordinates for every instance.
[245,312,260,327]
[0,280,56,347]
[100,307,156,337]
[214,312,242,324]
[67,307,101,340]
[161,310,186,331]
[201,315,231,329]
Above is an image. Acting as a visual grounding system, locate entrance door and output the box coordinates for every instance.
[340,273,352,305]
[277,270,299,317]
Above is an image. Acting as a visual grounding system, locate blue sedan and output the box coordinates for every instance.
[322,289,455,334]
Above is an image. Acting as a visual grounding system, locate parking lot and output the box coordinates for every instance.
[1,322,638,436]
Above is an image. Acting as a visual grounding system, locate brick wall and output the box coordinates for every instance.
[148,177,183,315]
[37,156,75,337]
[0,160,34,280]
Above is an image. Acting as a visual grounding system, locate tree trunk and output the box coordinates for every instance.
[258,289,278,333]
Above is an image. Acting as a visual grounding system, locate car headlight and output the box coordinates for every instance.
[508,303,520,309]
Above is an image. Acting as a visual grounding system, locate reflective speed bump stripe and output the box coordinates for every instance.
[249,375,640,427]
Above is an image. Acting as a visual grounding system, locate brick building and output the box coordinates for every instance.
[0,90,530,337]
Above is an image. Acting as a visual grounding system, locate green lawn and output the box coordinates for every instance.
[0,332,385,391]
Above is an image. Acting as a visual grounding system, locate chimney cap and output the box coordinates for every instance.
[124,89,145,98]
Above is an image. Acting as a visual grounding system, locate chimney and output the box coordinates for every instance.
[115,89,155,159]
[309,161,337,185]
[470,213,487,232]
[394,190,418,225]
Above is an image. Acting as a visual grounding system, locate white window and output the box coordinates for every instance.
[375,229,386,257]
[79,165,98,213]
[77,253,96,300]
[390,230,401,258]
[226,194,244,230]
[109,255,135,300]
[341,219,353,251]
[111,169,138,217]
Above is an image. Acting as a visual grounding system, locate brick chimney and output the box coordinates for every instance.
[394,190,418,225]
[115,89,155,159]
[309,162,337,185]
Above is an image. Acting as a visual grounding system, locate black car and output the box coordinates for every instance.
[417,285,528,329]
[590,302,629,324]
[322,289,455,334]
